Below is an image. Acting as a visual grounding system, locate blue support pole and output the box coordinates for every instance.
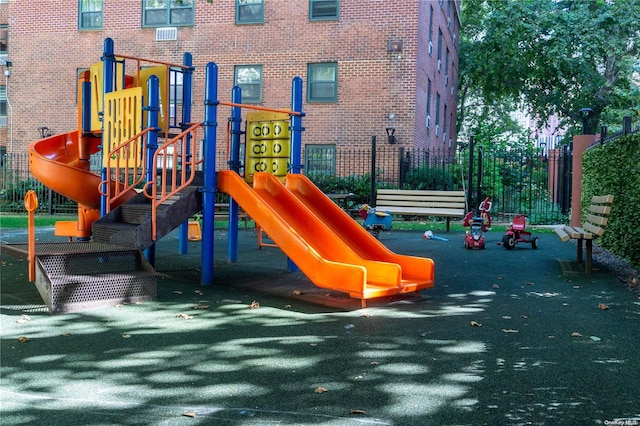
[201,63,219,286]
[287,77,305,272]
[100,38,116,218]
[178,53,194,255]
[290,76,305,174]
[227,86,242,263]
[81,81,91,133]
[143,76,160,267]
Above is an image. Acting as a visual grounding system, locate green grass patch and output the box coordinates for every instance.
[0,214,77,229]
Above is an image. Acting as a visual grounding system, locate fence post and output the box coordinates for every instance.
[370,136,377,207]
[467,136,475,210]
[476,146,483,209]
[398,146,404,188]
[622,116,631,135]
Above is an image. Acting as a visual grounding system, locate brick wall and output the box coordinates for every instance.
[3,0,460,169]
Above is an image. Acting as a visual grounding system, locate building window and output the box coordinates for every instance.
[169,69,183,119]
[437,29,443,61]
[307,62,337,102]
[0,25,7,55]
[435,93,441,136]
[305,144,336,175]
[428,5,433,42]
[79,0,103,30]
[310,0,339,21]
[235,65,262,104]
[0,85,7,127]
[426,78,432,129]
[236,0,264,24]
[143,0,194,27]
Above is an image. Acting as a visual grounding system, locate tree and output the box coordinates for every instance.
[459,0,640,137]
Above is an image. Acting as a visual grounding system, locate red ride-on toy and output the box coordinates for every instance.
[462,197,492,250]
[502,214,538,250]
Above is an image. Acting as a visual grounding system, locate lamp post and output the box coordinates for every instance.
[385,126,396,144]
[579,107,593,135]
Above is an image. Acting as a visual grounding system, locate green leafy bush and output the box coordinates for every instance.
[582,134,640,269]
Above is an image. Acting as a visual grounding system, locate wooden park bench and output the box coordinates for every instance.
[554,194,614,274]
[214,203,250,230]
[375,189,466,231]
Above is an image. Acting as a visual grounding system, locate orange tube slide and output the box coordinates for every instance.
[28,131,136,237]
[217,171,434,301]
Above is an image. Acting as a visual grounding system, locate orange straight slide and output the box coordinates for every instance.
[217,171,434,303]
[28,130,136,237]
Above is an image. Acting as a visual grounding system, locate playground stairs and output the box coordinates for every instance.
[92,185,203,251]
[0,242,157,314]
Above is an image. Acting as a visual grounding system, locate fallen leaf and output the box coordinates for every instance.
[470,321,482,327]
[362,313,372,318]
[571,332,583,338]
[598,303,609,310]
[314,386,328,393]
[309,343,318,347]
[350,409,367,415]
[248,301,260,309]
[16,315,31,324]
[492,284,500,289]
[183,412,197,418]
[520,315,528,319]
[502,329,519,333]
[192,304,209,310]
[17,336,29,343]
[122,334,132,338]
[194,290,203,295]
[285,304,292,309]
[173,290,183,295]
[502,316,512,319]
[176,313,193,320]
[524,281,534,286]
[292,290,302,295]
[590,336,602,342]
[370,361,379,365]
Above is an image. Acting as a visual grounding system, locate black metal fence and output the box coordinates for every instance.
[2,142,570,224]
[304,139,570,224]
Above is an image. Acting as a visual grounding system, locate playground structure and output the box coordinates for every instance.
[19,38,434,312]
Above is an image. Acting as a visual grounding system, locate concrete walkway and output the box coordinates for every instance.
[1,226,639,425]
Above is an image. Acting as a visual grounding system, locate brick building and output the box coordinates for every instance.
[0,0,460,173]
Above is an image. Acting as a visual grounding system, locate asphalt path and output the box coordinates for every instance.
[1,227,639,425]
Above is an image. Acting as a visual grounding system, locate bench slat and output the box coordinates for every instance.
[562,225,581,239]
[376,206,464,216]
[582,221,605,238]
[588,204,611,215]
[554,227,571,242]
[585,213,608,226]
[572,226,593,239]
[590,194,614,204]
[377,200,465,209]
[377,189,465,197]
[377,196,464,202]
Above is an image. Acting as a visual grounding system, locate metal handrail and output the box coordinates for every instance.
[143,122,204,241]
[99,128,152,212]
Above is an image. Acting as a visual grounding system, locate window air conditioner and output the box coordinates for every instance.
[426,115,431,128]
[437,59,441,71]
[156,27,178,41]
[428,41,433,56]
[435,124,440,136]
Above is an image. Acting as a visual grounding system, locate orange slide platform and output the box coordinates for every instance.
[28,131,136,238]
[217,171,434,305]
